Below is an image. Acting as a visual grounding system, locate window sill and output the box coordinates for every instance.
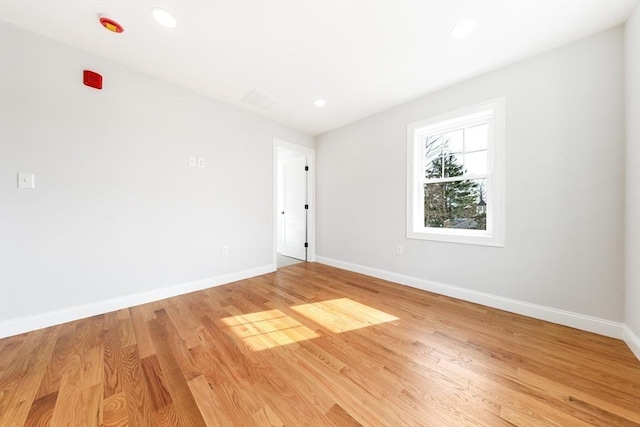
[407,229,504,247]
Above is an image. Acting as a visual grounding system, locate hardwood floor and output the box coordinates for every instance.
[1,262,639,426]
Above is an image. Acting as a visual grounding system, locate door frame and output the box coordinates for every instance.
[273,138,316,268]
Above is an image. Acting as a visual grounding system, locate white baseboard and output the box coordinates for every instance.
[0,264,276,339]
[316,256,626,340]
[623,325,640,360]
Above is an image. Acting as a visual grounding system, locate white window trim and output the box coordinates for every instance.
[406,97,505,247]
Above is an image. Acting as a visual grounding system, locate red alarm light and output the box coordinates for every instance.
[83,70,103,90]
[99,17,124,33]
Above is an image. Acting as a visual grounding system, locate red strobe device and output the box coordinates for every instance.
[83,70,103,90]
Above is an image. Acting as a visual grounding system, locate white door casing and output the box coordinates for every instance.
[273,138,315,268]
[278,155,307,261]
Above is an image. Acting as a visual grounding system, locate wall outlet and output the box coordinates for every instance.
[198,158,206,168]
[221,245,229,255]
[396,245,404,256]
[188,156,197,167]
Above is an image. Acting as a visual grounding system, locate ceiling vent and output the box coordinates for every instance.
[242,89,276,109]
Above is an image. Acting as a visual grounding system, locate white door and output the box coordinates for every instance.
[278,155,307,260]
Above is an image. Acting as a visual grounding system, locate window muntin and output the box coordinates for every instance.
[407,98,504,246]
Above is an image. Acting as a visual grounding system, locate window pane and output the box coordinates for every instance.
[465,124,488,151]
[443,153,465,178]
[444,129,463,152]
[424,178,486,230]
[464,150,487,175]
[425,135,444,179]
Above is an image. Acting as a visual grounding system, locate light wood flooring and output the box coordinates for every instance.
[1,262,639,426]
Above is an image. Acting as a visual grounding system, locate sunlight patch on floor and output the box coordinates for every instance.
[220,309,319,351]
[221,299,399,351]
[291,298,399,333]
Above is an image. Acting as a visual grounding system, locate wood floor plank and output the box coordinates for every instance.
[23,391,57,427]
[48,355,86,426]
[101,392,129,427]
[102,325,125,399]
[151,403,180,427]
[0,327,59,427]
[0,263,638,426]
[120,343,153,426]
[325,403,363,427]
[78,383,102,427]
[129,306,156,360]
[252,403,284,427]
[516,367,640,424]
[188,375,234,427]
[147,315,207,427]
[34,330,74,400]
[0,334,27,373]
[140,354,172,412]
[212,380,263,426]
[118,318,137,349]
[155,309,201,382]
[188,343,228,388]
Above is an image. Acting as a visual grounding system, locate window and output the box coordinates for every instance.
[407,98,505,246]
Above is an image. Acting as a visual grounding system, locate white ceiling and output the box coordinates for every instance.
[1,1,637,136]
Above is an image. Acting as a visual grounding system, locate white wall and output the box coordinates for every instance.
[0,23,313,334]
[317,27,625,323]
[625,5,640,355]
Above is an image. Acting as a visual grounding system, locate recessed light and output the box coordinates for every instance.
[314,99,326,107]
[151,8,177,29]
[451,19,476,39]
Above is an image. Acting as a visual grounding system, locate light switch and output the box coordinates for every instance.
[17,173,35,189]
[189,156,197,167]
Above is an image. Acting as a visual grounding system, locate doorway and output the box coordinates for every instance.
[273,139,315,269]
